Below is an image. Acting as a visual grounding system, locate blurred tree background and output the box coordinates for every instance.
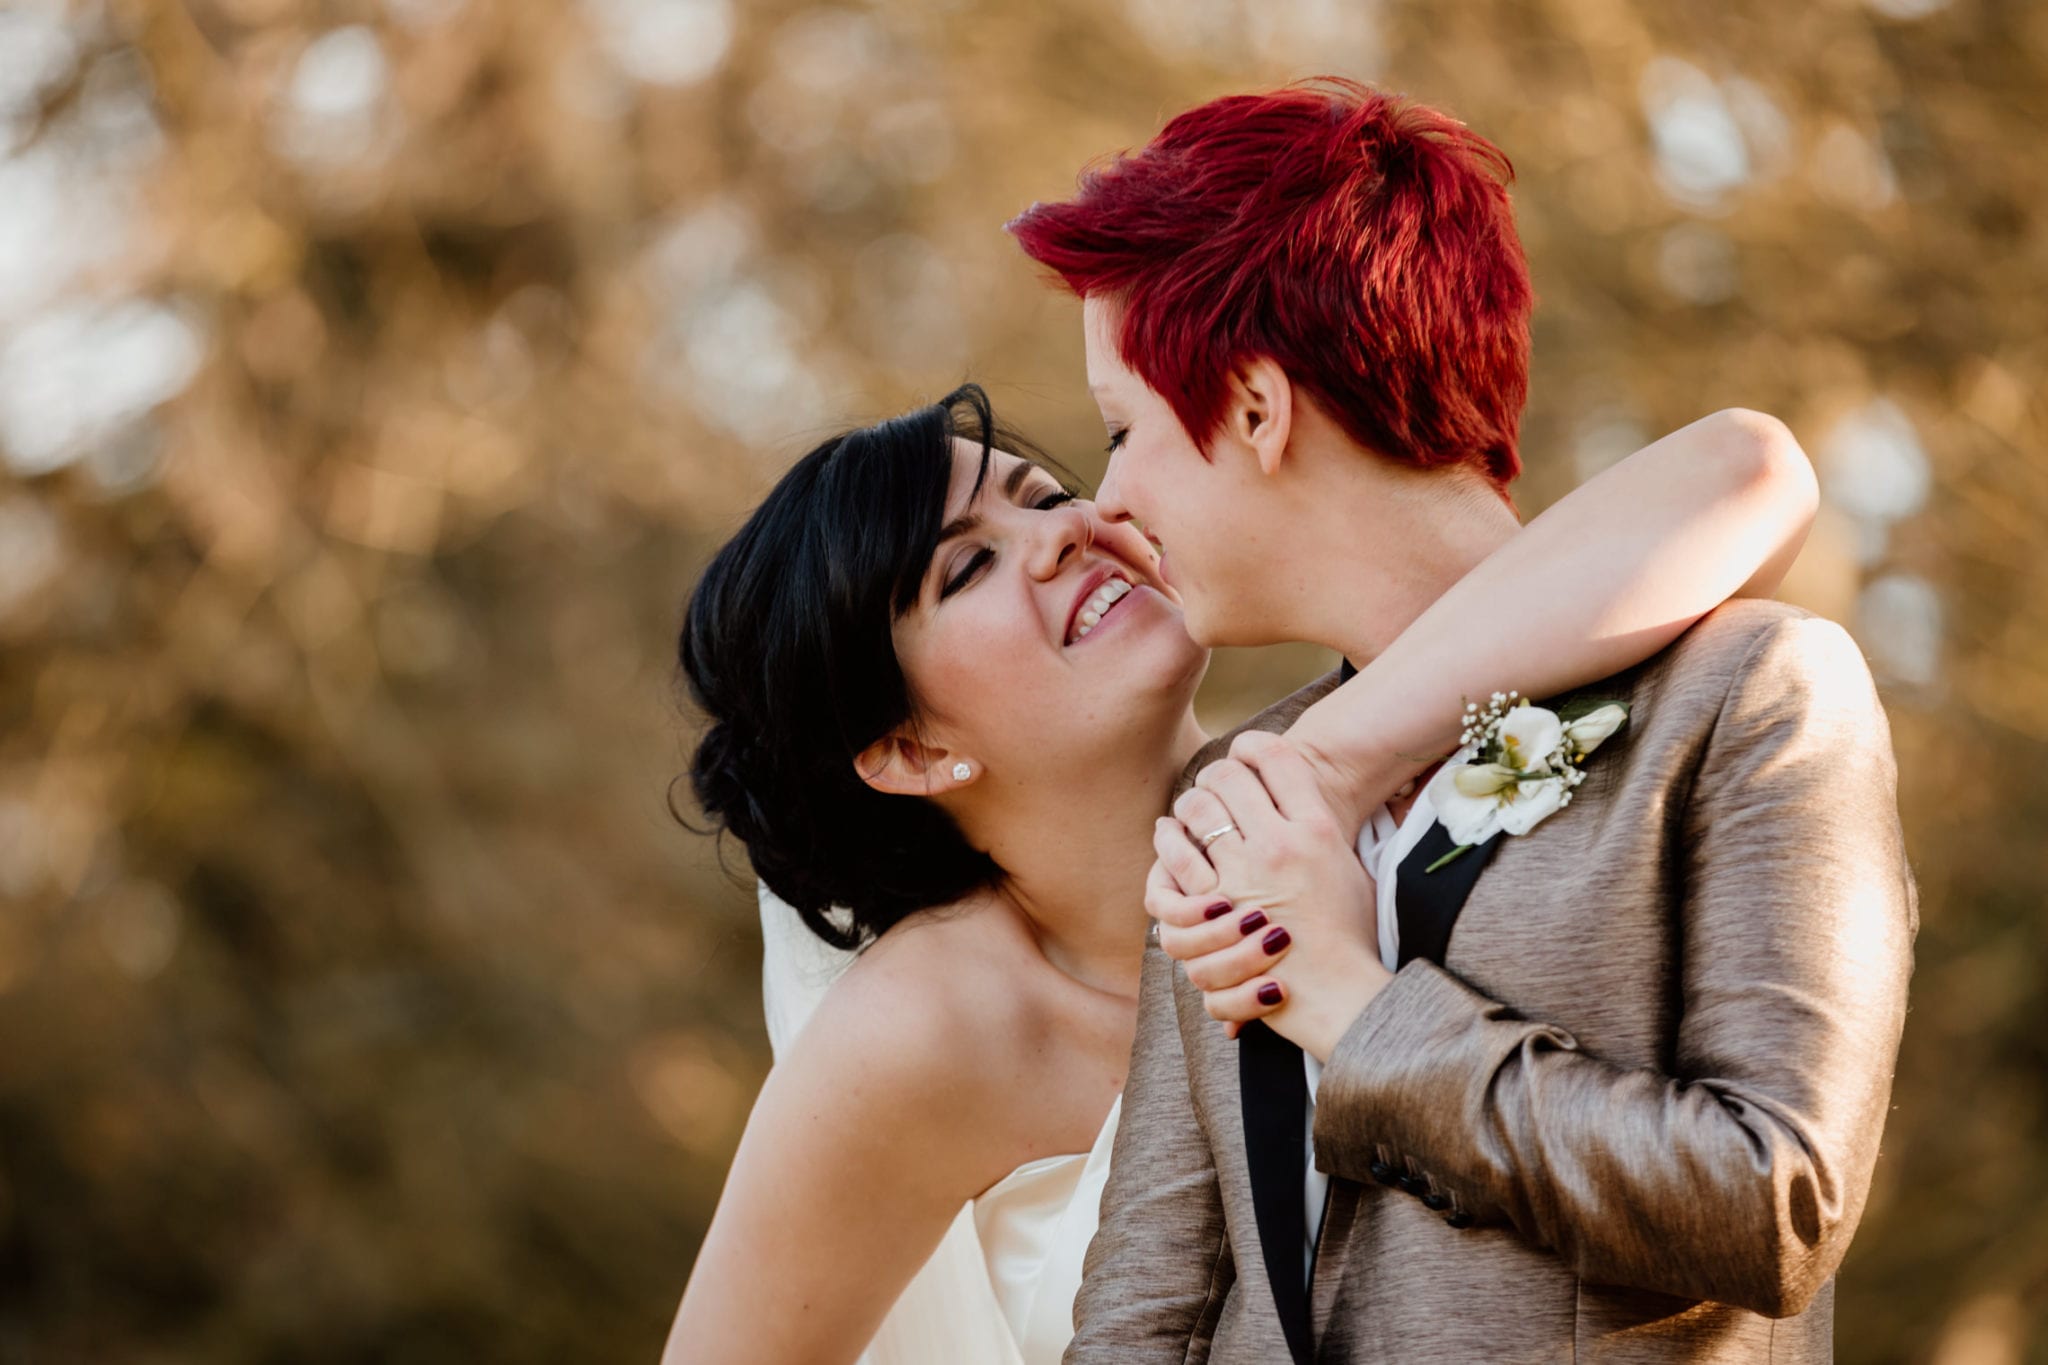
[0,0,2042,1360]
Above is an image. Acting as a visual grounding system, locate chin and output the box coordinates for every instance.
[1109,611,1210,703]
[1176,601,1249,651]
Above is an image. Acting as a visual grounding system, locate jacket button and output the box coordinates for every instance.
[1398,1174,1428,1197]
[1368,1161,1399,1185]
[1422,1191,1451,1211]
[1445,1211,1475,1229]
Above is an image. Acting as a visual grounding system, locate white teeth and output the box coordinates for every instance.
[1071,576,1134,642]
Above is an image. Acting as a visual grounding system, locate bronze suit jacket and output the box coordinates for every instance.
[1067,601,1917,1363]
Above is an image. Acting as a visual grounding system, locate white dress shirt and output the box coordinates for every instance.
[1299,782,1441,1284]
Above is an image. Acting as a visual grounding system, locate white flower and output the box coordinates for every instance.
[1563,703,1629,757]
[1497,704,1565,773]
[1423,755,1496,846]
[1496,776,1569,835]
[1451,762,1521,798]
[1431,759,1573,846]
[1423,693,1631,867]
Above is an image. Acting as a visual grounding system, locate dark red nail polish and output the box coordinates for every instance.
[1263,926,1291,954]
[1202,901,1232,921]
[1257,982,1284,1007]
[1238,910,1268,935]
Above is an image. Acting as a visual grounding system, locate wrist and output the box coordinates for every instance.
[1296,945,1395,1063]
[1294,736,1404,836]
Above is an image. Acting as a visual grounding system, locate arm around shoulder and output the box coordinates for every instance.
[1307,610,1916,1318]
[1279,406,1818,834]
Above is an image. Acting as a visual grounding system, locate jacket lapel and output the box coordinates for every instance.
[1238,1020,1315,1365]
[1395,822,1506,967]
[1307,1176,1360,1348]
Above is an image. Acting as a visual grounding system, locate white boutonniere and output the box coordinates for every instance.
[1422,691,1630,872]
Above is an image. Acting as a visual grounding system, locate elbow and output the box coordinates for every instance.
[1709,407,1819,528]
[1747,1258,1832,1321]
[1738,1175,1853,1320]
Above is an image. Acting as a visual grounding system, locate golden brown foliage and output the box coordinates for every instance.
[0,0,2043,1360]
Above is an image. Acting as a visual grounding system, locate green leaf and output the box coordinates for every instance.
[1425,843,1475,874]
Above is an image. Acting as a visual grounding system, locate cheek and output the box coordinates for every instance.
[902,591,1051,709]
[1139,445,1209,540]
[1124,439,1175,518]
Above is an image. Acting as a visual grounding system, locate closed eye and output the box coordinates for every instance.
[1104,429,1128,454]
[940,547,992,599]
[933,476,1074,602]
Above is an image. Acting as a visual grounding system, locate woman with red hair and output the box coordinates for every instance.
[1010,77,1533,493]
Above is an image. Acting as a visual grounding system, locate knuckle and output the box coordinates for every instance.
[1230,730,1277,759]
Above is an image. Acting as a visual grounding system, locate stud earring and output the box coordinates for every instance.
[952,762,972,781]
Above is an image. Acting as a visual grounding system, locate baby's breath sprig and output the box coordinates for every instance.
[1423,691,1631,874]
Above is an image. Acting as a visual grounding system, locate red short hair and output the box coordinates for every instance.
[1008,78,1532,486]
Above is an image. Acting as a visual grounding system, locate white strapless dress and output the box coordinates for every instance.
[759,884,1118,1365]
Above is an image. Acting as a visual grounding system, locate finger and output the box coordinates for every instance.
[1169,789,1240,871]
[1146,845,1188,901]
[1194,758,1286,844]
[1146,860,1233,932]
[1152,817,1219,901]
[1156,900,1276,962]
[1179,918,1293,993]
[1200,974,1288,1026]
[1227,730,1333,826]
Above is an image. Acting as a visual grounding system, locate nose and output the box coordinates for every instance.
[1094,451,1134,524]
[1026,501,1092,581]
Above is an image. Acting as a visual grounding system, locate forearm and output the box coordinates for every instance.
[1286,407,1817,830]
[1312,963,1873,1317]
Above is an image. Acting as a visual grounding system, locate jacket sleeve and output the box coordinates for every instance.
[1308,614,1917,1318]
[1066,941,1230,1363]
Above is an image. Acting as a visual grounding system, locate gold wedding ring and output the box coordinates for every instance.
[1197,822,1238,851]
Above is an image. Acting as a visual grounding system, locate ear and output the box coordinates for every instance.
[1227,355,1295,478]
[854,731,978,797]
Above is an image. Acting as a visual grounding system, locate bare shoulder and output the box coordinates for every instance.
[673,903,1050,1359]
[800,900,1031,1087]
[772,900,1050,1189]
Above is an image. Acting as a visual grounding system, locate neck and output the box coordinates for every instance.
[955,708,1209,999]
[1272,457,1521,667]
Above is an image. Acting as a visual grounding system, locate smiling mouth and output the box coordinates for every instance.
[1067,574,1134,644]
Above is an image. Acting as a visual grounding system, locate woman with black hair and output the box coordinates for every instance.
[660,383,1820,1365]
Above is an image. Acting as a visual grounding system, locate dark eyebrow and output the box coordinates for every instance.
[934,459,1043,546]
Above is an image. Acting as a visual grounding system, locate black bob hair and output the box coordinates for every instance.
[676,385,1069,950]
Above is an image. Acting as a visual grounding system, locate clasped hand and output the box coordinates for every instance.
[1148,730,1394,1061]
